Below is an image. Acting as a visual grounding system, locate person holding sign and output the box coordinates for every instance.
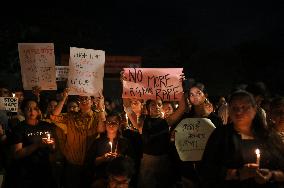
[50,88,106,188]
[200,90,284,187]
[138,94,186,188]
[9,98,56,188]
[175,82,222,187]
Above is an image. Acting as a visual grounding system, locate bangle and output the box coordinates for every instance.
[95,109,105,113]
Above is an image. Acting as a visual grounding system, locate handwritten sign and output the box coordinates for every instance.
[18,43,57,90]
[56,66,69,81]
[122,68,183,101]
[0,97,18,112]
[68,47,105,96]
[174,118,215,161]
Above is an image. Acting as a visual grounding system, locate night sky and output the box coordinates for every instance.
[0,1,283,96]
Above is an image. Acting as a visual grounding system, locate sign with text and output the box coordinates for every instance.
[175,118,215,161]
[56,66,69,81]
[68,47,105,96]
[122,68,183,101]
[18,43,57,90]
[0,97,18,112]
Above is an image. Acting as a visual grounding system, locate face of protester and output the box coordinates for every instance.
[189,87,206,106]
[47,100,58,114]
[24,101,41,120]
[162,103,174,118]
[67,101,79,113]
[106,116,120,134]
[271,104,284,129]
[109,175,130,188]
[0,88,10,97]
[130,99,142,115]
[149,100,163,118]
[15,91,24,103]
[229,96,257,127]
[78,96,93,112]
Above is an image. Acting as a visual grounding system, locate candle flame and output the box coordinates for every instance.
[109,141,112,146]
[12,93,15,97]
[255,149,260,155]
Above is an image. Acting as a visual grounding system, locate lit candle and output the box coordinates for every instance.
[175,104,179,109]
[47,133,51,142]
[12,93,15,97]
[125,114,128,125]
[255,149,260,167]
[161,112,165,118]
[109,141,113,153]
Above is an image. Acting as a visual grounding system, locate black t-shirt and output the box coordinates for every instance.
[11,120,56,166]
[142,116,170,156]
[91,134,131,179]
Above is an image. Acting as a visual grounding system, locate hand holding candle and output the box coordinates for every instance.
[47,133,51,142]
[125,114,128,125]
[255,148,260,167]
[109,141,113,153]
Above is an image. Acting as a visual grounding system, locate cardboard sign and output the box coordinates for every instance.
[122,68,183,101]
[175,118,215,161]
[56,66,69,81]
[18,43,57,90]
[68,47,105,96]
[0,97,18,112]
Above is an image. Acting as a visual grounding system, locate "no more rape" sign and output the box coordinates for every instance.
[122,68,183,101]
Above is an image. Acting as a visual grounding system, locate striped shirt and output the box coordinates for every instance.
[52,111,100,165]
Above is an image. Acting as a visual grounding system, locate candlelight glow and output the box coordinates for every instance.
[109,141,113,153]
[12,93,15,97]
[47,133,51,141]
[255,149,260,155]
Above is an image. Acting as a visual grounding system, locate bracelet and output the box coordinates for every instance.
[95,109,105,113]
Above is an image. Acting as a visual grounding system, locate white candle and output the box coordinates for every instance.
[109,141,113,153]
[125,114,128,125]
[12,93,15,97]
[47,133,51,142]
[175,104,179,109]
[161,112,165,118]
[255,149,260,167]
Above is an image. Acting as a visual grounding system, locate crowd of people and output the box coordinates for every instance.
[0,79,283,188]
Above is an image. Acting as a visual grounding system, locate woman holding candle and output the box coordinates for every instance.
[8,98,56,188]
[200,90,284,187]
[91,112,133,187]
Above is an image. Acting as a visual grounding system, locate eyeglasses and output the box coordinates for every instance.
[78,97,91,104]
[106,121,120,127]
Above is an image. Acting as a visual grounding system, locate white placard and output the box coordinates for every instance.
[18,43,57,90]
[175,118,215,161]
[0,97,18,112]
[68,47,105,96]
[56,66,69,81]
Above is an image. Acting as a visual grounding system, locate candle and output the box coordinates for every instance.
[109,141,113,153]
[255,149,260,167]
[125,114,128,125]
[12,93,15,97]
[47,133,51,142]
[175,104,179,109]
[161,112,165,118]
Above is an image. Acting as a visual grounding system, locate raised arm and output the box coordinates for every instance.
[166,93,186,127]
[52,88,69,116]
[94,92,106,133]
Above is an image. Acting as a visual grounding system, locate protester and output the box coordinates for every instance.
[200,90,284,187]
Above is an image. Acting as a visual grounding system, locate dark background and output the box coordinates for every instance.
[0,1,283,97]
